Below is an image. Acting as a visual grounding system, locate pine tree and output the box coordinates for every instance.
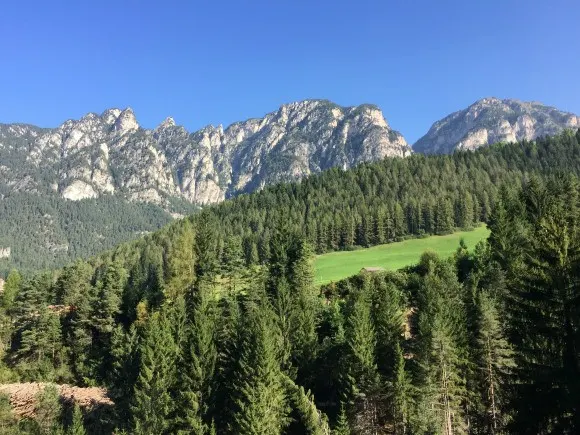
[342,280,381,433]
[0,393,17,432]
[333,404,350,435]
[131,309,178,434]
[284,377,330,435]
[67,404,86,435]
[389,341,412,435]
[231,301,289,434]
[165,221,196,297]
[175,284,217,433]
[34,384,63,435]
[1,269,21,311]
[416,260,468,435]
[475,292,514,434]
[108,323,141,431]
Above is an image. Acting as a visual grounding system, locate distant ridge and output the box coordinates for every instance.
[413,97,580,154]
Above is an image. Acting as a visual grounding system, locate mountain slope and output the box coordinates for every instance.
[413,97,580,154]
[0,100,409,272]
[1,100,410,206]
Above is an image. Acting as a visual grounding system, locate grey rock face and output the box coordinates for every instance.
[0,100,410,207]
[413,97,580,154]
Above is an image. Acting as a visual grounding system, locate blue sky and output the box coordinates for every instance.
[1,0,579,143]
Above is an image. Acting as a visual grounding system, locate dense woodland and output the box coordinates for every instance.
[201,129,580,262]
[0,193,186,275]
[0,131,579,433]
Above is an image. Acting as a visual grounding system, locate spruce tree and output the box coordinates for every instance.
[175,284,217,433]
[415,258,468,435]
[57,260,96,384]
[210,295,242,432]
[333,404,350,435]
[165,221,196,298]
[505,176,580,432]
[131,308,178,434]
[67,404,86,435]
[288,238,318,375]
[390,341,412,435]
[1,269,21,311]
[371,278,405,378]
[108,323,140,431]
[231,301,289,434]
[342,279,381,433]
[475,291,514,434]
[284,377,330,435]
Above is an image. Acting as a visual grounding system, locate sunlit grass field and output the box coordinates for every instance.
[314,226,490,285]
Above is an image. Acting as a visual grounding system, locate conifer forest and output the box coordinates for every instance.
[1,130,580,434]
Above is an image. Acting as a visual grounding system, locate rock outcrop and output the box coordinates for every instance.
[413,98,580,154]
[0,100,410,207]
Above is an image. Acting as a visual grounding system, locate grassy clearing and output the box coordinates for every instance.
[314,226,490,285]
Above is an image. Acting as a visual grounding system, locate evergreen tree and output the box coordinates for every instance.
[1,269,21,311]
[175,284,217,433]
[505,176,580,432]
[284,377,330,435]
[371,278,405,378]
[415,258,468,435]
[389,341,412,435]
[92,260,127,379]
[342,279,381,432]
[34,384,64,434]
[332,404,350,435]
[108,323,141,430]
[165,221,196,298]
[0,393,17,433]
[67,404,86,435]
[194,214,219,282]
[475,292,514,434]
[57,260,96,384]
[230,301,289,434]
[131,309,178,434]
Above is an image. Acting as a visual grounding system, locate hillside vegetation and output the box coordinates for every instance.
[0,131,579,433]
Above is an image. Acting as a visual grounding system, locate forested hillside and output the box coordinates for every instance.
[0,131,579,433]
[204,129,580,263]
[0,194,180,275]
[0,100,408,274]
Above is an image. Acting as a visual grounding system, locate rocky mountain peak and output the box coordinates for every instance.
[157,117,176,129]
[101,108,122,125]
[113,108,139,134]
[414,97,580,154]
[0,100,410,207]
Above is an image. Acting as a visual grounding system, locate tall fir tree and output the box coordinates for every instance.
[230,300,290,434]
[131,308,178,434]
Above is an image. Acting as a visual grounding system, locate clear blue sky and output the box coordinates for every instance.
[1,0,579,143]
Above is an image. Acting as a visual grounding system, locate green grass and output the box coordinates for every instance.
[314,226,490,285]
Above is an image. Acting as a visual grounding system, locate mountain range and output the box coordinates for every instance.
[0,97,578,272]
[0,100,409,207]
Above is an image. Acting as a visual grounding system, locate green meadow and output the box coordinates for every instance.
[314,226,490,285]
